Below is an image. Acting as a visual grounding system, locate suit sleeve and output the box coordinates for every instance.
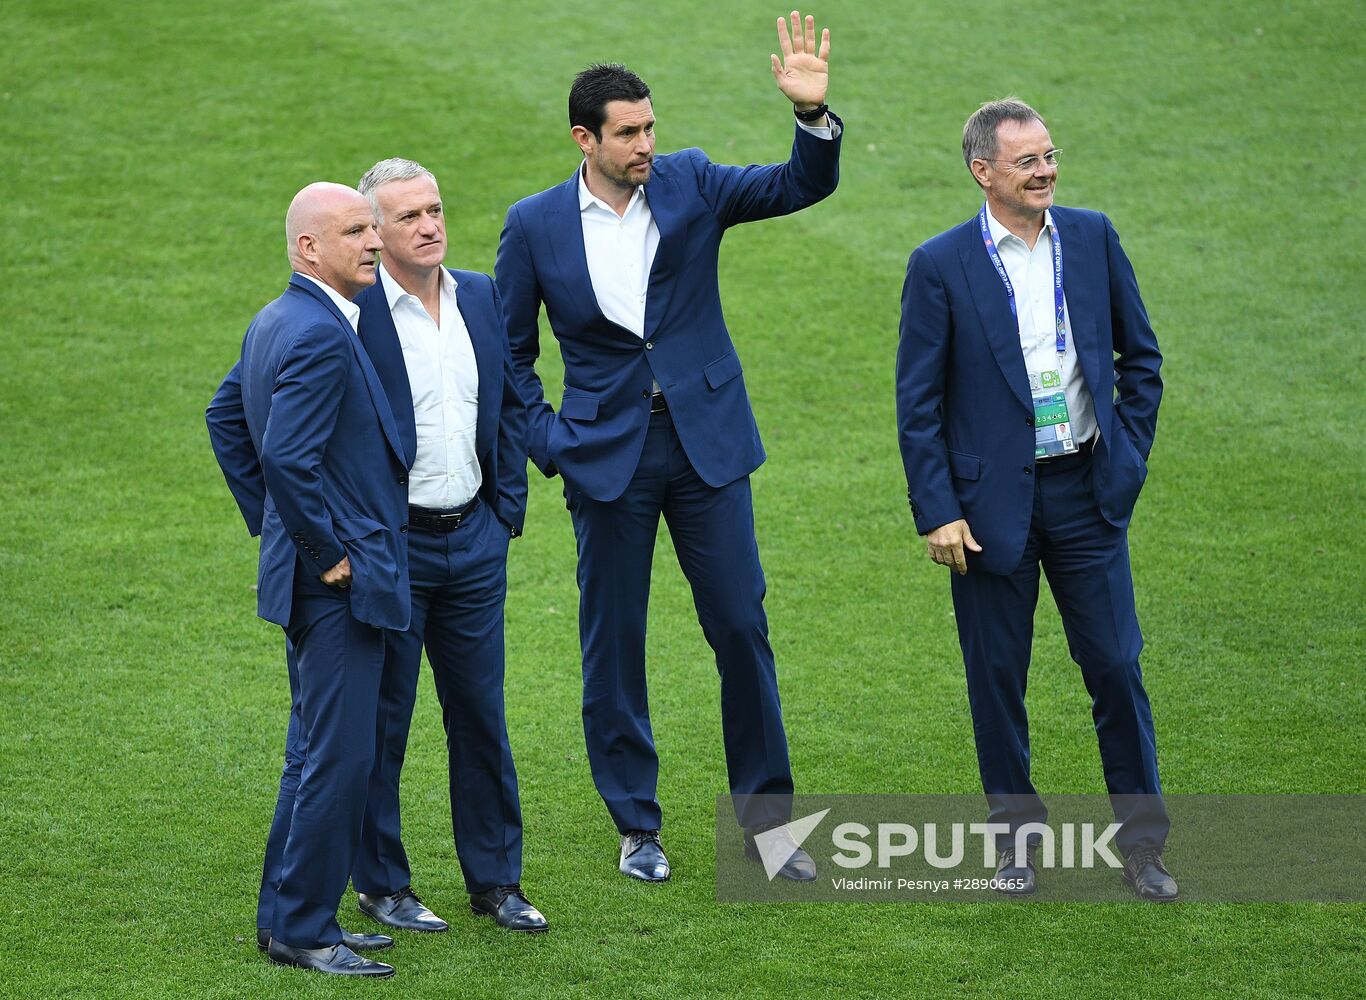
[259,322,349,576]
[495,203,558,478]
[697,114,842,229]
[489,279,529,535]
[206,359,265,536]
[896,245,964,535]
[1104,215,1163,458]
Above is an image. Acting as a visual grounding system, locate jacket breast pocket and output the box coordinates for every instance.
[558,394,600,422]
[704,350,742,390]
[947,450,982,481]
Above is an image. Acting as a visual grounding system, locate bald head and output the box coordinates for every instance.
[284,182,383,300]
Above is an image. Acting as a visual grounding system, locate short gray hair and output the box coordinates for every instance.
[357,158,437,219]
[962,98,1045,175]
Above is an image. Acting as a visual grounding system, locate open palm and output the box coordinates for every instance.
[770,11,831,108]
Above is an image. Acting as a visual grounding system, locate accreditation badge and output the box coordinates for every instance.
[1029,369,1078,459]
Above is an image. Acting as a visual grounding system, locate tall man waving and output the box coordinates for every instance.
[496,12,841,883]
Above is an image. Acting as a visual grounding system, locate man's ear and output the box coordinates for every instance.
[970,159,992,192]
[295,233,317,265]
[571,125,596,157]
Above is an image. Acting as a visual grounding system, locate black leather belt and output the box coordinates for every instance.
[650,392,668,414]
[408,497,480,533]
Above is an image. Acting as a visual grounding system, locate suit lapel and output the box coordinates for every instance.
[642,167,684,339]
[1051,209,1106,413]
[544,167,646,344]
[957,234,1032,411]
[450,269,498,460]
[288,275,410,467]
[351,336,409,468]
[357,273,418,464]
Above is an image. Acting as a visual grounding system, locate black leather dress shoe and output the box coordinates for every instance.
[1124,846,1179,902]
[266,940,394,978]
[257,927,394,953]
[619,830,671,882]
[743,823,818,882]
[357,886,449,932]
[470,884,549,932]
[995,845,1037,895]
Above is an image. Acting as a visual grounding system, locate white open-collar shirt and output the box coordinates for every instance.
[379,261,482,509]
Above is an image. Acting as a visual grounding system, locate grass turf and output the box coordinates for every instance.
[1,0,1363,996]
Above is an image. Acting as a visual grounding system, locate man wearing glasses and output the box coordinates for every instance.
[895,98,1176,901]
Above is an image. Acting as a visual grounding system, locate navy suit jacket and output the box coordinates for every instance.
[496,119,843,502]
[354,267,529,535]
[207,275,412,630]
[896,206,1163,575]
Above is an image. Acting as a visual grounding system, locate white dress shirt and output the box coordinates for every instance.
[984,207,1098,445]
[378,261,482,508]
[296,272,360,334]
[578,176,658,338]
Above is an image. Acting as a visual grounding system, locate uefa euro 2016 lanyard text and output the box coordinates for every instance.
[978,204,1077,459]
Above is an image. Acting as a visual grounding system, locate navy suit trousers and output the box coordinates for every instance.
[950,447,1169,854]
[264,571,386,949]
[351,500,523,895]
[567,409,793,833]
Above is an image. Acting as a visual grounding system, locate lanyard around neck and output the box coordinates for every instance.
[978,204,1066,356]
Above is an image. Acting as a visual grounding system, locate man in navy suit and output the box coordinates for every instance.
[347,158,545,934]
[495,12,840,883]
[206,183,410,976]
[896,98,1177,901]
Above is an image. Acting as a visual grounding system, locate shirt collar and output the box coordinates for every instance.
[984,204,1055,248]
[577,161,647,217]
[378,260,456,311]
[295,272,360,333]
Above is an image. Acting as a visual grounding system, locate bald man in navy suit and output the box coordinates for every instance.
[208,183,409,977]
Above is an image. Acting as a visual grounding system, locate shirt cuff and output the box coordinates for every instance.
[796,116,840,140]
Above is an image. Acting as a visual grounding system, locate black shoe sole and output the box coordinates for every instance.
[619,867,671,882]
[266,955,395,978]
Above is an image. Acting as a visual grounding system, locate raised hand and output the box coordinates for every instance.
[770,10,830,110]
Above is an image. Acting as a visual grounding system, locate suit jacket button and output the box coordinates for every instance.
[645,341,654,350]
[397,475,407,485]
[1026,417,1034,426]
[400,524,408,533]
[1024,467,1033,475]
[642,389,650,398]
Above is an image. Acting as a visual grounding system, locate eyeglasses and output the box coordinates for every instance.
[982,149,1061,173]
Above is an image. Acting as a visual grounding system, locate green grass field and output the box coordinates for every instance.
[2,0,1363,996]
